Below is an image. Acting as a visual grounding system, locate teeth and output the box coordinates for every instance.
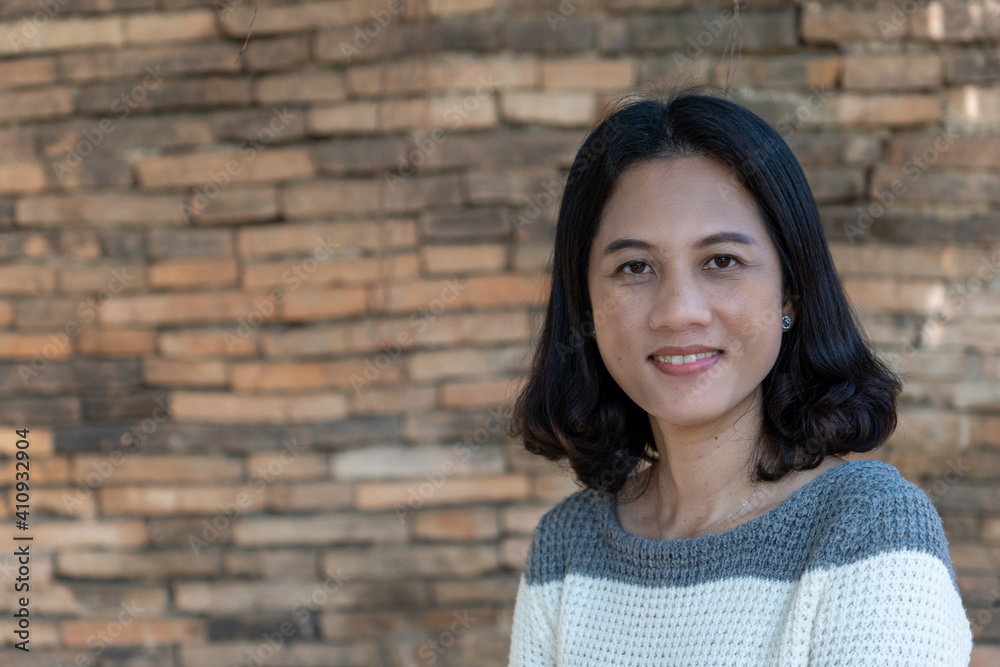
[652,351,721,365]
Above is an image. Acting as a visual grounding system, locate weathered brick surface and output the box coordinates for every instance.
[1,1,998,662]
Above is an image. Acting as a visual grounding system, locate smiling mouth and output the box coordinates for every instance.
[649,350,722,366]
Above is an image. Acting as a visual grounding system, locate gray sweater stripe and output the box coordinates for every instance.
[523,460,959,592]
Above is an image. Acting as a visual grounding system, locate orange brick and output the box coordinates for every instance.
[0,301,11,326]
[99,486,269,516]
[136,150,314,189]
[439,379,524,408]
[420,244,507,274]
[254,72,347,104]
[169,391,348,423]
[540,58,634,91]
[413,507,499,540]
[21,520,147,552]
[100,291,278,327]
[356,474,530,510]
[266,482,353,512]
[77,330,156,356]
[123,10,218,44]
[834,94,942,126]
[148,259,239,289]
[232,514,406,546]
[0,161,47,194]
[237,220,417,258]
[0,57,56,89]
[0,457,67,483]
[0,332,73,360]
[0,264,55,294]
[142,358,228,387]
[242,253,420,289]
[61,619,204,647]
[219,1,373,37]
[280,287,367,321]
[157,328,258,359]
[0,88,73,122]
[501,91,597,126]
[0,16,123,56]
[17,193,187,226]
[230,360,363,391]
[71,455,243,484]
[0,430,52,457]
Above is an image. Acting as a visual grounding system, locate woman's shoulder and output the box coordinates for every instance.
[807,459,956,580]
[521,484,606,584]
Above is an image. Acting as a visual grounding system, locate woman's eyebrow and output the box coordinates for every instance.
[601,232,758,257]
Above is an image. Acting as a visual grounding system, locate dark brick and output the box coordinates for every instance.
[0,231,56,258]
[423,129,582,171]
[821,205,1000,245]
[148,228,234,259]
[0,128,36,158]
[38,117,214,156]
[205,108,308,144]
[76,77,253,115]
[82,391,171,422]
[622,10,796,52]
[0,397,80,425]
[244,36,311,72]
[208,615,314,642]
[945,50,1000,84]
[51,155,134,189]
[14,297,86,328]
[786,132,883,166]
[0,360,141,396]
[0,199,14,225]
[55,423,314,455]
[506,19,595,52]
[98,230,147,258]
[147,517,234,548]
[419,207,511,240]
[314,136,412,174]
[56,44,239,82]
[309,417,403,450]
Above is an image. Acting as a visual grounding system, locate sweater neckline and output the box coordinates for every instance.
[599,458,872,564]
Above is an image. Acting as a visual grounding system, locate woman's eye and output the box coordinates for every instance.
[619,261,650,275]
[708,255,740,269]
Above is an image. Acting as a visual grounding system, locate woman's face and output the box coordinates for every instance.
[586,155,794,428]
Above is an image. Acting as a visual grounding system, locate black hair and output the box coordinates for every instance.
[505,84,903,504]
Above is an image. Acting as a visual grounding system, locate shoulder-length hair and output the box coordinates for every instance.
[505,85,903,503]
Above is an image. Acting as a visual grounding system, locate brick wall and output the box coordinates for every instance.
[0,0,998,664]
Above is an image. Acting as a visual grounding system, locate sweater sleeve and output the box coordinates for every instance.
[807,483,973,666]
[507,505,566,667]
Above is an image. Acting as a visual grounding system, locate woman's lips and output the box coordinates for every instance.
[648,350,722,377]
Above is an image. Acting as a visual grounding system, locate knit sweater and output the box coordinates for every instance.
[507,460,973,666]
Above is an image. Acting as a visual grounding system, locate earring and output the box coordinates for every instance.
[781,315,791,330]
[592,328,597,338]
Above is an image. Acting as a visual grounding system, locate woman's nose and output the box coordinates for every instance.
[647,275,713,331]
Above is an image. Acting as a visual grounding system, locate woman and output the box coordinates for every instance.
[505,87,973,665]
